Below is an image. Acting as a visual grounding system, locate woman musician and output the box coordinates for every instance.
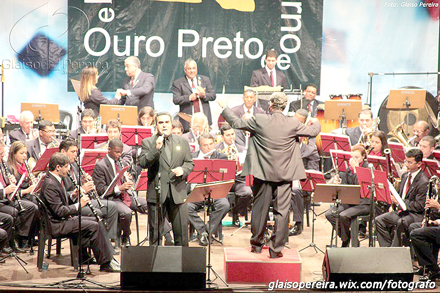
[367,130,388,157]
[79,66,123,117]
[325,144,388,247]
[3,141,39,250]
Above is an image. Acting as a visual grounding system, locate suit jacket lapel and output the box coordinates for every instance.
[182,77,193,93]
[262,70,271,85]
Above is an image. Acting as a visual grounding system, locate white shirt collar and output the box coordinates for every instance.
[49,171,62,184]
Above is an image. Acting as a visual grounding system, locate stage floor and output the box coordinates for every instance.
[0,203,434,292]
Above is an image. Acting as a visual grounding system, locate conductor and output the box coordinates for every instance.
[218,92,321,258]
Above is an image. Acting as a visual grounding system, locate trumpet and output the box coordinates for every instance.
[66,172,106,228]
[358,117,380,148]
[1,159,25,213]
[221,144,239,161]
[86,117,102,134]
[47,140,60,149]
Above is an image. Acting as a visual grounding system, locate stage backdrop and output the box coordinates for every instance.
[67,0,323,94]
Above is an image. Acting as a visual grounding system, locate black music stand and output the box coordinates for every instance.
[188,159,235,288]
[298,170,326,254]
[324,100,362,129]
[314,184,360,247]
[386,89,426,136]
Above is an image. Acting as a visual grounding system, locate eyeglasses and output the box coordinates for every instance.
[42,130,55,134]
[404,159,417,165]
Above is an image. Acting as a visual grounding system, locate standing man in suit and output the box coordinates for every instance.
[375,148,428,247]
[250,49,287,90]
[42,153,119,272]
[172,59,216,132]
[26,120,57,161]
[139,112,194,246]
[344,109,375,146]
[288,84,323,117]
[117,56,155,109]
[188,133,230,246]
[9,111,37,143]
[92,139,148,247]
[218,92,321,258]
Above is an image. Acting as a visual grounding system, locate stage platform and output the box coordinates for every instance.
[0,203,434,292]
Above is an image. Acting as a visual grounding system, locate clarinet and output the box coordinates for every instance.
[24,160,39,198]
[423,176,438,228]
[76,164,105,209]
[66,172,107,228]
[120,162,142,208]
[1,159,25,213]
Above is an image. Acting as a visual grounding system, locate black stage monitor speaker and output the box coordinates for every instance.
[323,247,413,291]
[121,246,206,290]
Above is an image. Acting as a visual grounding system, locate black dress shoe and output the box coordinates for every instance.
[250,247,262,254]
[429,271,440,282]
[289,223,303,236]
[232,218,241,227]
[414,267,425,276]
[100,259,120,273]
[198,234,208,246]
[122,237,131,248]
[341,240,350,247]
[12,240,26,253]
[269,252,283,259]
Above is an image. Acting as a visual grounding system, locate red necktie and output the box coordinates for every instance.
[308,103,312,113]
[270,71,275,87]
[115,163,132,207]
[130,78,135,88]
[404,174,412,198]
[192,80,201,113]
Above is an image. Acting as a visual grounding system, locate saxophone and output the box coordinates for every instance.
[1,159,25,212]
[221,144,238,161]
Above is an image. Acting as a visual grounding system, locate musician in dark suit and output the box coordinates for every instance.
[41,153,119,272]
[344,109,374,146]
[26,120,58,162]
[288,84,323,117]
[219,92,321,258]
[216,124,252,226]
[60,139,119,241]
[69,109,104,139]
[188,133,230,246]
[92,139,148,247]
[139,112,194,246]
[9,111,37,143]
[410,120,430,147]
[182,112,210,145]
[376,148,428,247]
[172,59,216,132]
[419,135,436,159]
[410,186,440,281]
[250,49,287,90]
[116,56,155,109]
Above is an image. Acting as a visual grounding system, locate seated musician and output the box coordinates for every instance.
[344,109,375,146]
[92,139,148,247]
[6,141,39,249]
[138,106,155,127]
[9,111,37,143]
[95,119,133,167]
[69,109,103,139]
[42,153,120,272]
[367,130,388,156]
[376,148,428,247]
[59,139,119,242]
[290,109,320,236]
[0,140,33,253]
[171,120,184,136]
[410,120,430,147]
[410,184,440,281]
[216,123,252,227]
[182,112,210,144]
[288,83,323,117]
[325,144,380,247]
[26,120,58,162]
[419,135,435,159]
[188,133,230,246]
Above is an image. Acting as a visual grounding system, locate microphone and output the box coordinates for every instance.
[368,163,375,180]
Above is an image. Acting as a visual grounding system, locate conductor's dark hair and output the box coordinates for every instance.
[49,153,70,171]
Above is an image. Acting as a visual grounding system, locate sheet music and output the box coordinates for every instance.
[388,180,406,210]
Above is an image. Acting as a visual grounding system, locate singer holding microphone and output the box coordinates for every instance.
[139,112,194,246]
[172,59,216,133]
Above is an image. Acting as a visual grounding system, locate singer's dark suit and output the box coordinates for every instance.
[172,75,216,132]
[122,71,155,109]
[376,170,428,247]
[63,163,119,240]
[92,156,147,240]
[84,89,122,117]
[41,172,114,265]
[250,68,287,90]
[139,134,194,246]
[229,105,265,148]
[188,150,230,236]
[222,107,321,257]
[288,98,323,117]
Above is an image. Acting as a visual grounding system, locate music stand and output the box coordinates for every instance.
[388,142,406,164]
[433,150,440,161]
[298,170,326,254]
[100,105,138,125]
[324,100,362,128]
[80,149,107,167]
[188,160,235,287]
[321,134,351,156]
[21,102,60,123]
[357,167,392,247]
[386,89,426,136]
[121,126,153,147]
[32,148,58,172]
[421,159,440,177]
[367,155,387,172]
[314,184,360,247]
[330,150,351,172]
[80,133,108,149]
